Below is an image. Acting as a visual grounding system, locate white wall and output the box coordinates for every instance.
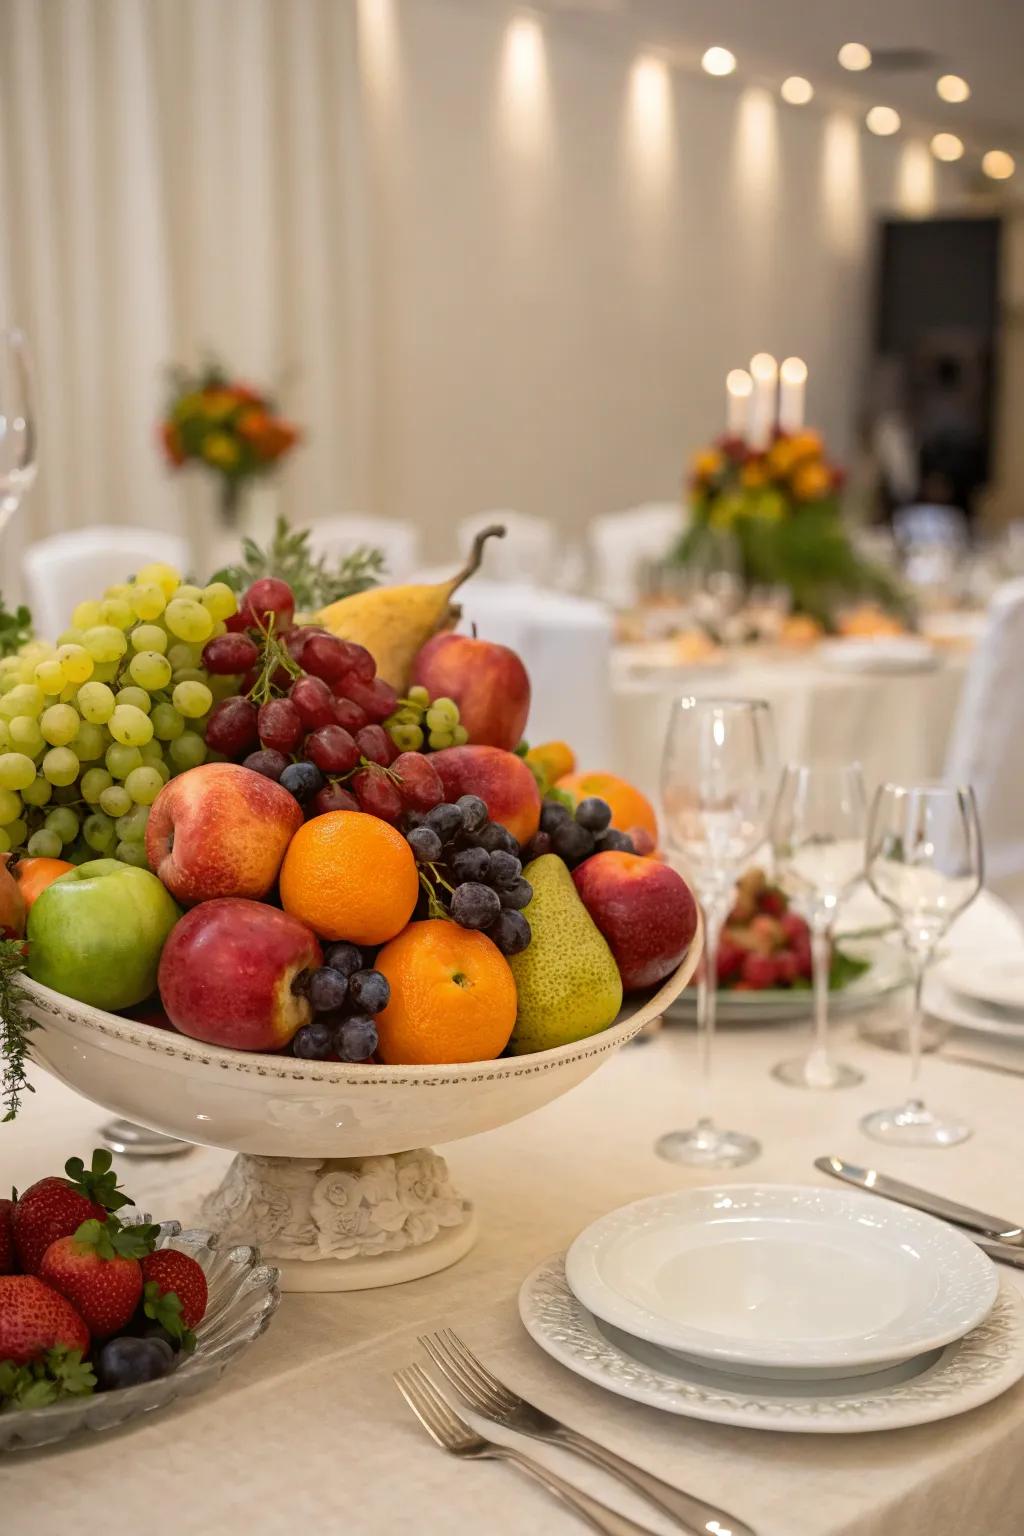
[0,0,961,598]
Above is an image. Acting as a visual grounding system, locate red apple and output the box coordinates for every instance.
[430,745,541,846]
[412,632,530,752]
[158,898,321,1051]
[572,851,698,990]
[146,762,303,906]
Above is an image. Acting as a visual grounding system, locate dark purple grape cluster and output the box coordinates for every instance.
[290,941,390,1062]
[523,796,630,870]
[405,795,533,958]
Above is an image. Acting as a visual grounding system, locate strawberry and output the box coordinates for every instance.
[39,1216,159,1340]
[0,1198,15,1275]
[759,887,787,919]
[0,1274,90,1365]
[740,952,780,989]
[12,1149,134,1275]
[140,1249,208,1333]
[779,911,809,947]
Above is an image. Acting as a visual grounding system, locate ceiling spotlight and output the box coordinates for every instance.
[701,47,737,77]
[930,132,964,162]
[866,106,901,136]
[982,149,1016,180]
[780,76,814,106]
[838,43,872,72]
[936,74,970,104]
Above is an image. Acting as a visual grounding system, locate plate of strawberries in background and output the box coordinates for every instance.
[666,868,908,1026]
[0,1149,279,1451]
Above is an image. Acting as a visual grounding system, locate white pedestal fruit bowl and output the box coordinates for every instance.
[22,926,700,1292]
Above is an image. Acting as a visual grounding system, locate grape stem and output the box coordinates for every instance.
[417,870,452,921]
[246,614,301,706]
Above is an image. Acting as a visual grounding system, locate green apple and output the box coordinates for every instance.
[27,858,181,1010]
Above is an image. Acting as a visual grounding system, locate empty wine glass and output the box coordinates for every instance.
[658,696,775,1166]
[0,328,37,536]
[862,782,983,1147]
[770,762,867,1090]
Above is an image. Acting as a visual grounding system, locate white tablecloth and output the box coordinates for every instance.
[5,897,1024,1535]
[610,647,971,804]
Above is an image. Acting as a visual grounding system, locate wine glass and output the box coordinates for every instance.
[770,762,867,1090]
[0,328,37,536]
[658,696,775,1166]
[862,782,983,1147]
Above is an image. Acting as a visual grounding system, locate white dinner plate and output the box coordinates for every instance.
[665,940,907,1027]
[520,1257,1024,1434]
[564,1185,997,1376]
[936,953,1024,1015]
[817,637,937,674]
[924,977,1024,1043]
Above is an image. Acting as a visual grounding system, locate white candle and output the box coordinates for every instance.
[779,356,808,433]
[725,369,753,438]
[748,353,778,449]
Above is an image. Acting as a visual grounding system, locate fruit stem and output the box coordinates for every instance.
[448,525,505,596]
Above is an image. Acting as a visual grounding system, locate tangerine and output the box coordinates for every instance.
[525,741,576,787]
[15,857,74,910]
[556,771,658,843]
[374,919,517,1065]
[279,810,418,945]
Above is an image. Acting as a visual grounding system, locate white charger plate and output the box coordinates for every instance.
[520,1257,1024,1434]
[924,977,1024,1043]
[564,1185,997,1377]
[937,954,1024,1015]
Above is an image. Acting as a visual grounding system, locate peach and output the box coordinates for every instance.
[146,762,302,905]
[430,745,541,846]
[412,633,530,752]
[158,897,321,1051]
[573,851,698,990]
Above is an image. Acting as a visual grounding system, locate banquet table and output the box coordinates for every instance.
[6,896,1024,1536]
[610,645,972,805]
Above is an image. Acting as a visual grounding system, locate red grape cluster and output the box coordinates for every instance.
[199,576,444,821]
[291,942,390,1062]
[407,795,533,957]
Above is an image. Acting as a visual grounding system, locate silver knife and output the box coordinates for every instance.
[815,1155,1024,1245]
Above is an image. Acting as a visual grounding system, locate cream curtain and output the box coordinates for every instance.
[0,0,366,599]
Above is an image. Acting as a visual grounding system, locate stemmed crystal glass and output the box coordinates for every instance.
[657,696,775,1166]
[0,328,37,536]
[862,782,983,1147]
[770,762,867,1090]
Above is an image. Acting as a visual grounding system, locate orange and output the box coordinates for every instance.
[279,811,418,945]
[556,771,658,843]
[374,920,517,1065]
[15,857,74,910]
[525,741,576,787]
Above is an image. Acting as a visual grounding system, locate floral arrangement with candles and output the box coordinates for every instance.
[160,362,301,525]
[674,361,908,629]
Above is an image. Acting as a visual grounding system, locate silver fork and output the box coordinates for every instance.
[395,1363,661,1536]
[420,1328,755,1536]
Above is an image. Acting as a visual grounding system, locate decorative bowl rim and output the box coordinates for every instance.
[22,923,701,1087]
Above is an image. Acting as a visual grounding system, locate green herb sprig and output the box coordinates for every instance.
[211,516,385,610]
[0,595,32,659]
[0,938,34,1122]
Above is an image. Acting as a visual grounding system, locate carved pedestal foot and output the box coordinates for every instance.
[198,1148,477,1292]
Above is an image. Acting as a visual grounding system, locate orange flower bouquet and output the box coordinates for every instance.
[677,429,907,628]
[160,363,301,525]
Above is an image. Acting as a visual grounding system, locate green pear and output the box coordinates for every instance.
[508,854,623,1055]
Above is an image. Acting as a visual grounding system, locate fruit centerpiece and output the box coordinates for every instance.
[0,529,701,1291]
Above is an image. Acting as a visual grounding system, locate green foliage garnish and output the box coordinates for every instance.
[212,515,386,610]
[0,939,34,1122]
[0,595,32,659]
[73,1214,158,1260]
[829,947,871,990]
[0,1348,96,1410]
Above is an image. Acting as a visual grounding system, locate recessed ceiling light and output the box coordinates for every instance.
[701,47,736,77]
[780,76,814,106]
[866,106,901,136]
[936,74,970,104]
[931,132,964,162]
[982,149,1016,180]
[838,43,872,72]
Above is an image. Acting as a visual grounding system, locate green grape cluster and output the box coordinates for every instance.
[384,687,469,754]
[0,562,239,864]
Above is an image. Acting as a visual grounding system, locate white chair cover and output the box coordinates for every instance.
[588,502,685,608]
[457,511,556,585]
[454,579,613,769]
[22,525,192,640]
[944,579,1024,911]
[305,516,421,583]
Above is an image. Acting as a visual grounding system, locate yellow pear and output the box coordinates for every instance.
[318,526,504,689]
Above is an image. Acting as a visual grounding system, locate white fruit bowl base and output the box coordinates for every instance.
[198,1150,479,1292]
